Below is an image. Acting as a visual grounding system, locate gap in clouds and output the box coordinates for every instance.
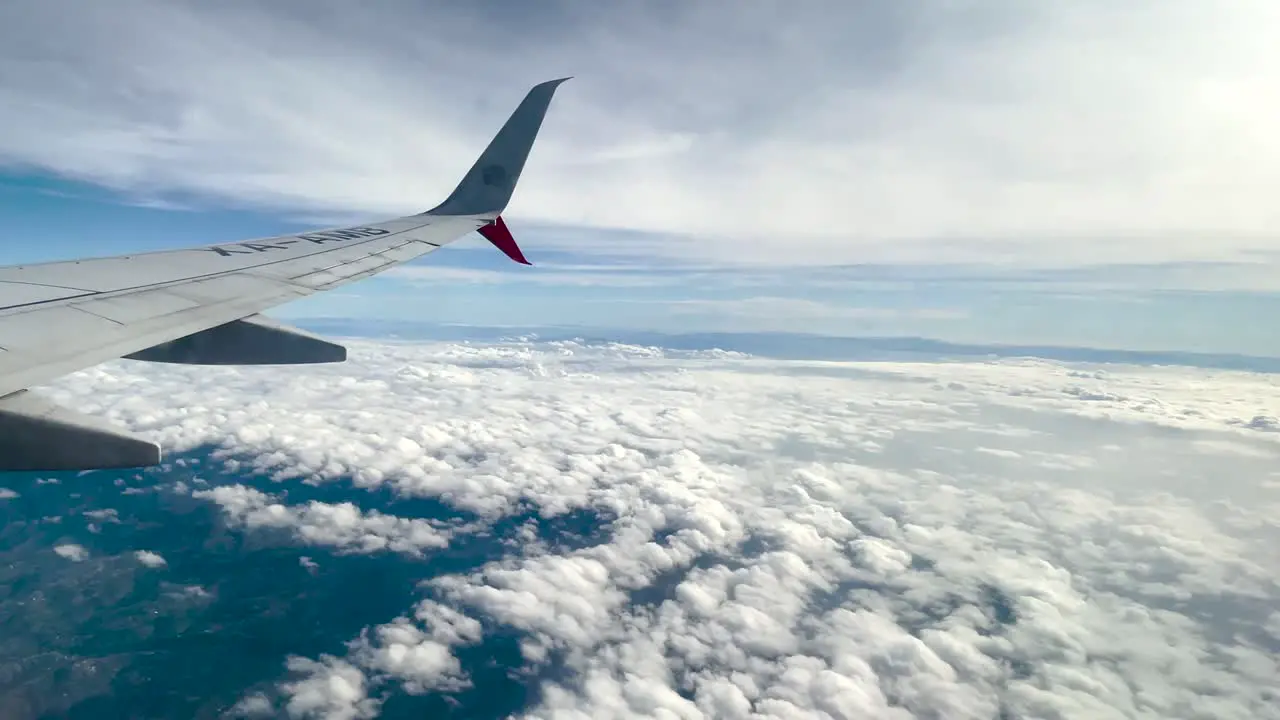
[0,451,620,719]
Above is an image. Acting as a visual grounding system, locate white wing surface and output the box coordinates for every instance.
[0,78,570,471]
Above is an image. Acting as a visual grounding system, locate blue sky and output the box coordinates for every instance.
[2,1,1279,356]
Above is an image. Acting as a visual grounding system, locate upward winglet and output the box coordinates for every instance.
[426,77,570,218]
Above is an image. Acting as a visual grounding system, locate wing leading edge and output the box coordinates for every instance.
[0,78,570,471]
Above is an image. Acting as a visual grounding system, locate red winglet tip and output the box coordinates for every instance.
[477,216,531,265]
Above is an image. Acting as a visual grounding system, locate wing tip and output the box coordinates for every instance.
[425,77,570,218]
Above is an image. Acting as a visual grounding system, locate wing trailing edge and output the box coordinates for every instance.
[0,391,160,471]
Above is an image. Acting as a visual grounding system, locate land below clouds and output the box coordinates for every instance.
[296,319,1280,374]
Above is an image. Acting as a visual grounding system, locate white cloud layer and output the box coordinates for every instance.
[45,339,1280,718]
[2,1,1279,265]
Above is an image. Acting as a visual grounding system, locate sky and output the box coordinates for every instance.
[2,0,1280,354]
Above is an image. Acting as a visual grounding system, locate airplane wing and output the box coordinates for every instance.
[0,78,570,471]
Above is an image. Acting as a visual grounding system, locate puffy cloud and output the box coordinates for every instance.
[45,338,1280,717]
[134,550,167,568]
[228,693,273,718]
[192,485,451,556]
[278,655,378,720]
[0,488,18,499]
[348,601,483,695]
[166,584,213,603]
[53,544,88,562]
[2,2,1280,265]
[83,508,120,523]
[238,605,484,718]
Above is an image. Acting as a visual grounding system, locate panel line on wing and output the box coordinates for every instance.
[64,304,127,327]
[286,239,435,290]
[1,278,97,292]
[0,290,101,314]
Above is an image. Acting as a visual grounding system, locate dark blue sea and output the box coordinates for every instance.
[0,452,605,718]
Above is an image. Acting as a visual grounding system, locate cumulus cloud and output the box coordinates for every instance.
[53,544,89,562]
[0,488,18,499]
[1,1,1279,266]
[192,485,451,556]
[228,692,273,718]
[279,655,378,720]
[134,550,167,568]
[83,508,120,523]
[45,338,1280,718]
[348,601,483,694]
[166,584,213,603]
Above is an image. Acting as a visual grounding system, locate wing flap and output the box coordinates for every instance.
[166,273,288,304]
[125,314,345,365]
[292,254,397,289]
[0,390,160,471]
[71,288,202,325]
[0,307,122,349]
